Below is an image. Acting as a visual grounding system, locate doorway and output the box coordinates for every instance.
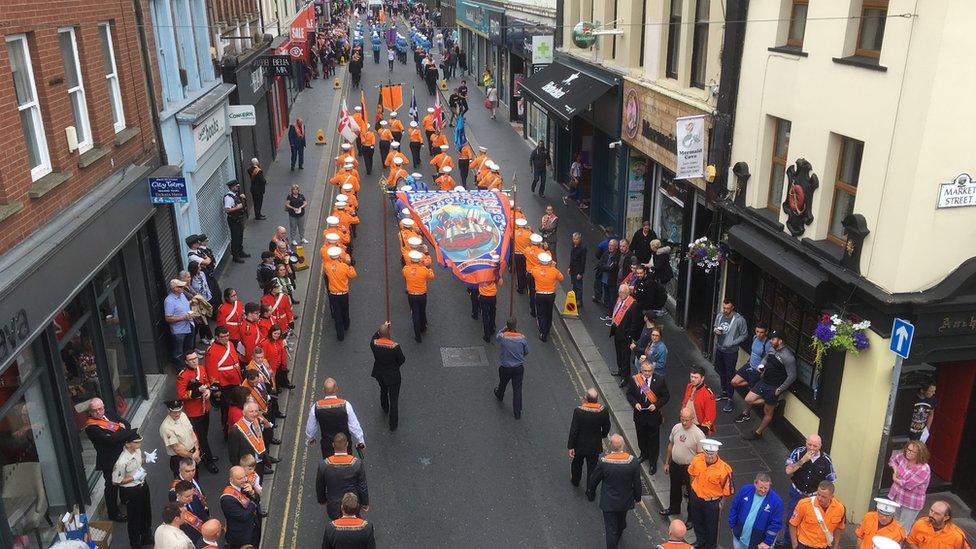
[930,361,976,507]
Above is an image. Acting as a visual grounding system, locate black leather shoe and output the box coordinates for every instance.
[267,455,281,463]
[260,510,269,518]
[659,508,678,516]
[274,412,287,419]
[233,257,246,264]
[514,411,521,419]
[206,462,219,474]
[240,252,252,258]
[271,438,282,445]
[263,467,274,475]
[284,383,296,390]
[648,465,657,475]
[255,215,267,220]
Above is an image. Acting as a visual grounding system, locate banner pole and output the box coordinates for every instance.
[509,173,518,317]
[382,185,391,322]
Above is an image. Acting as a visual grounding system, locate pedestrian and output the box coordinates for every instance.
[112,431,153,548]
[626,358,669,471]
[731,323,771,423]
[887,440,932,527]
[486,84,498,119]
[323,246,357,340]
[567,388,611,487]
[227,401,271,480]
[481,65,493,88]
[586,434,643,549]
[681,366,717,436]
[285,184,309,245]
[742,330,797,440]
[728,473,783,549]
[494,318,529,419]
[530,141,551,196]
[608,284,642,383]
[224,180,249,263]
[907,380,937,442]
[563,151,585,207]
[479,268,501,342]
[630,220,657,265]
[247,158,267,220]
[688,439,734,549]
[171,477,209,543]
[221,466,260,549]
[594,239,620,309]
[306,377,366,459]
[530,252,564,342]
[288,117,307,170]
[164,278,196,367]
[778,434,837,547]
[661,407,706,521]
[661,520,693,549]
[388,47,395,70]
[788,480,846,549]
[85,397,135,522]
[316,433,370,519]
[154,503,195,549]
[159,400,200,478]
[370,322,406,431]
[906,500,969,549]
[540,204,558,258]
[568,232,587,306]
[322,493,376,549]
[712,299,749,407]
[856,498,906,549]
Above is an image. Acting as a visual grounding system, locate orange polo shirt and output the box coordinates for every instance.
[687,453,734,500]
[435,174,455,191]
[334,156,359,170]
[333,208,359,227]
[385,150,409,168]
[360,130,376,147]
[387,167,408,187]
[378,128,393,142]
[790,496,847,548]
[430,152,454,169]
[482,172,502,190]
[530,264,564,293]
[524,245,543,272]
[352,113,366,131]
[389,119,404,133]
[906,518,968,549]
[479,279,499,296]
[431,133,448,148]
[459,143,474,159]
[402,264,434,294]
[422,114,435,131]
[329,171,359,190]
[514,227,532,254]
[342,193,359,210]
[323,260,357,293]
[402,249,432,267]
[408,128,424,143]
[855,512,905,549]
[471,153,488,172]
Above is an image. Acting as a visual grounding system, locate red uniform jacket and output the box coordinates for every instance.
[176,366,211,417]
[239,320,262,364]
[205,341,242,387]
[261,293,294,332]
[264,338,288,373]
[216,301,244,341]
[681,382,717,434]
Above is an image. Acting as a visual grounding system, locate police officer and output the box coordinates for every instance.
[306,378,366,459]
[626,358,670,472]
[856,498,906,549]
[159,399,199,478]
[316,433,370,519]
[113,432,153,547]
[567,388,611,487]
[322,493,376,549]
[85,397,135,522]
[688,439,734,549]
[403,249,435,342]
[224,180,249,263]
[586,434,643,549]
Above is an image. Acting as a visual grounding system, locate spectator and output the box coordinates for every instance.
[530,141,551,197]
[888,441,932,527]
[539,205,558,260]
[486,84,498,120]
[163,279,195,367]
[631,220,657,264]
[154,503,194,549]
[908,381,937,442]
[186,262,214,344]
[564,151,585,207]
[247,158,267,220]
[713,299,749,406]
[288,117,307,171]
[568,232,587,307]
[906,500,968,549]
[594,239,620,310]
[286,184,309,245]
[728,473,783,549]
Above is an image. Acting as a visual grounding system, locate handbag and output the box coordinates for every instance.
[484,98,492,109]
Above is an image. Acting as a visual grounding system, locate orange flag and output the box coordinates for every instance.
[380,84,404,111]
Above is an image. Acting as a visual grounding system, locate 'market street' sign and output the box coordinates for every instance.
[937,173,976,209]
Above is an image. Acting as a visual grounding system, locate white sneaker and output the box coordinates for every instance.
[291,240,298,246]
[302,238,309,244]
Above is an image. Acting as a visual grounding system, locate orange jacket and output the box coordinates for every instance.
[333,208,360,227]
[322,225,351,246]
[422,114,435,131]
[389,119,404,133]
[482,172,503,190]
[387,167,408,186]
[479,278,500,296]
[402,264,434,294]
[408,128,424,143]
[323,259,357,293]
[459,143,474,160]
[385,150,409,168]
[530,264,564,293]
[359,130,376,146]
[524,244,543,272]
[329,172,360,193]
[431,133,448,148]
[378,128,393,141]
[352,113,367,131]
[342,192,359,210]
[430,152,454,170]
[434,174,455,191]
[514,227,532,254]
[471,153,488,172]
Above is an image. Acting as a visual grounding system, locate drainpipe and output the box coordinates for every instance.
[131,0,168,165]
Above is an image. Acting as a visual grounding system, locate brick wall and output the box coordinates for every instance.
[0,0,162,255]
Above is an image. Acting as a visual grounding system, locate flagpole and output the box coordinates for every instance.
[382,184,391,322]
[509,172,518,317]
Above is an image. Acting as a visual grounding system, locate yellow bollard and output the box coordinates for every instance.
[293,245,309,271]
[438,79,448,91]
[561,290,580,318]
[333,77,342,89]
[315,129,326,145]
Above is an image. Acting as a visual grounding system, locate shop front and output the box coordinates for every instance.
[519,56,622,229]
[0,165,180,548]
[504,15,555,128]
[222,46,277,186]
[455,0,503,85]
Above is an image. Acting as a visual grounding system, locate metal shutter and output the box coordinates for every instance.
[196,158,231,263]
[154,205,181,278]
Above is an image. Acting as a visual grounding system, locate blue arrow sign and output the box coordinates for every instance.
[889,318,914,359]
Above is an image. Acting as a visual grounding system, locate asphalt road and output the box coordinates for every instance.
[262,34,659,548]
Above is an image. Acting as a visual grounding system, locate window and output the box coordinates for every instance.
[58,28,93,154]
[690,0,709,88]
[828,136,863,243]
[6,35,52,181]
[856,0,888,58]
[98,23,126,133]
[767,118,791,212]
[665,0,682,79]
[787,0,808,48]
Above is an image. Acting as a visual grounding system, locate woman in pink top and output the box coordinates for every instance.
[888,440,932,527]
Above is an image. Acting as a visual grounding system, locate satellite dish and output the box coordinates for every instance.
[572,21,597,49]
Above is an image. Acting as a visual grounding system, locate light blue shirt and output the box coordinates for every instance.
[739,493,766,547]
[749,335,771,368]
[163,292,193,335]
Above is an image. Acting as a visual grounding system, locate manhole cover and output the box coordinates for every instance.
[440,346,489,368]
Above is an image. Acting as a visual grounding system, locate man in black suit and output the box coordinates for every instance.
[626,359,670,473]
[322,493,376,549]
[316,433,370,519]
[370,322,406,431]
[220,466,259,548]
[568,388,611,487]
[84,397,135,522]
[607,285,643,386]
[227,402,271,479]
[594,239,621,309]
[587,434,644,549]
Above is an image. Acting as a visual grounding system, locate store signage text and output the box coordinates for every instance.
[192,108,226,160]
[641,120,677,151]
[228,105,257,126]
[149,176,189,204]
[674,115,706,180]
[0,309,30,362]
[936,173,976,209]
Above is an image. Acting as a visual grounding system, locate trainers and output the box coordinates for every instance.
[716,393,730,402]
[599,316,611,321]
[734,412,752,423]
[302,238,309,244]
[722,403,734,413]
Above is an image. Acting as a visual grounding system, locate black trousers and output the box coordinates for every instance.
[479,295,496,340]
[228,218,246,258]
[495,365,524,415]
[120,483,151,547]
[633,414,661,464]
[393,131,403,142]
[407,293,427,339]
[688,494,720,549]
[536,293,555,339]
[459,158,470,186]
[378,380,401,430]
[527,273,536,315]
[328,293,350,340]
[101,467,121,518]
[602,510,629,549]
[667,462,691,514]
[467,287,480,319]
[251,189,265,217]
[410,141,423,167]
[188,413,214,462]
[514,253,527,292]
[571,453,598,486]
[613,338,632,376]
[379,140,391,161]
[362,146,375,175]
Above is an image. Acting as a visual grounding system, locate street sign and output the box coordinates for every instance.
[149,177,188,204]
[889,318,915,359]
[269,55,291,77]
[228,105,256,126]
[289,45,304,61]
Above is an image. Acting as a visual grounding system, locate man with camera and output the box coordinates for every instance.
[224,180,250,264]
[176,351,220,474]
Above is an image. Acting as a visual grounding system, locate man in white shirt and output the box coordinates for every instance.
[305,377,366,458]
[112,432,152,547]
[153,503,195,549]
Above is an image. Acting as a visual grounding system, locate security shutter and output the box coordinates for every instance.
[196,158,231,263]
[154,205,181,278]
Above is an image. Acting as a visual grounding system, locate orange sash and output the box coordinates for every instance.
[243,381,268,411]
[326,454,356,465]
[633,374,658,404]
[86,416,123,431]
[612,297,634,326]
[221,485,251,508]
[234,419,266,454]
[181,508,204,531]
[581,402,604,412]
[373,337,398,348]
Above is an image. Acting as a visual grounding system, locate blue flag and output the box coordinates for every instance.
[454,114,467,148]
[409,87,419,124]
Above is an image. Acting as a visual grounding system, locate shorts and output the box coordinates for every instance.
[735,365,760,387]
[752,380,780,406]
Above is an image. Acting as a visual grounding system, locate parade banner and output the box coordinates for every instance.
[396,190,513,284]
[380,83,403,111]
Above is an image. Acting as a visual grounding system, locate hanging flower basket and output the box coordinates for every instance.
[810,314,871,367]
[688,237,724,273]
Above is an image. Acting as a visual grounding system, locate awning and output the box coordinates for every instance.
[727,224,829,304]
[518,62,614,123]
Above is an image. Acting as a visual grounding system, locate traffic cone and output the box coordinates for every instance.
[333,77,342,89]
[293,245,309,271]
[438,79,448,91]
[561,290,579,318]
[315,129,326,145]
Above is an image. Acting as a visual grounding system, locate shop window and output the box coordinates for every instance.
[767,117,791,212]
[787,0,808,48]
[94,258,141,408]
[665,0,682,79]
[828,136,863,244]
[690,0,709,89]
[753,271,822,408]
[855,0,888,59]
[653,171,685,299]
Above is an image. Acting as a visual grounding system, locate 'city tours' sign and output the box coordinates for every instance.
[149,176,189,204]
[936,173,976,209]
[192,107,226,160]
[228,105,257,126]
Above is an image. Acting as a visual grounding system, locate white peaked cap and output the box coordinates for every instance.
[538,252,552,264]
[354,106,362,111]
[408,250,423,261]
[401,208,411,215]
[344,162,354,169]
[441,166,452,173]
[410,121,418,127]
[325,232,340,242]
[453,186,466,192]
[515,218,528,227]
[341,143,351,149]
[491,163,500,171]
[390,111,399,117]
[872,538,902,549]
[439,144,449,150]
[326,216,340,225]
[427,107,435,113]
[478,146,487,152]
[509,199,515,206]
[400,218,415,227]
[411,173,423,179]
[380,120,388,126]
[394,157,404,165]
[327,246,342,258]
[701,439,722,453]
[400,185,413,191]
[335,202,346,209]
[408,236,422,247]
[336,194,349,202]
[873,498,901,516]
[529,233,543,244]
[345,155,355,162]
[391,141,401,148]
[341,183,353,191]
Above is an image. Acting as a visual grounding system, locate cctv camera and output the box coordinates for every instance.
[608,141,622,149]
